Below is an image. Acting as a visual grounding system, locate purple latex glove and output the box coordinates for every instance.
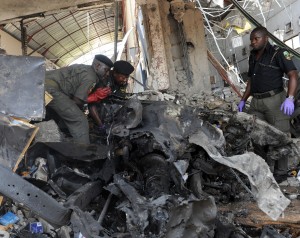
[280,98,294,116]
[238,100,245,112]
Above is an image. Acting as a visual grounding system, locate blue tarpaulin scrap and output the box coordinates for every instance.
[0,211,19,226]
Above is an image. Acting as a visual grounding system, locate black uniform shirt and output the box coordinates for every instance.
[248,42,296,93]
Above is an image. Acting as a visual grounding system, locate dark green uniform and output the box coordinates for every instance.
[248,42,297,133]
[45,64,99,144]
[247,43,297,175]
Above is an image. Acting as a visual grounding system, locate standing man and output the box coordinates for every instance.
[238,26,298,181]
[88,60,134,131]
[45,54,113,144]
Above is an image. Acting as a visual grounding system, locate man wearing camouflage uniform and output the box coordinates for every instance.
[45,54,113,144]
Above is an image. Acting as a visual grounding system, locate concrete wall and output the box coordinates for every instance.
[0,29,57,69]
[0,29,41,57]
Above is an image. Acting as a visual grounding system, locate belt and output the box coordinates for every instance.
[252,88,283,99]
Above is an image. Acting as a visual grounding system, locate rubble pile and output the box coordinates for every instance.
[1,91,300,238]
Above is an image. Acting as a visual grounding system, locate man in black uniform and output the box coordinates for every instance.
[45,54,113,144]
[238,26,298,182]
[88,60,134,130]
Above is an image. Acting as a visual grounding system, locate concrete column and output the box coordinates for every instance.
[144,0,170,91]
[182,3,211,94]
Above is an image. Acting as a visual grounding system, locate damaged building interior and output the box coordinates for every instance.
[1,0,300,237]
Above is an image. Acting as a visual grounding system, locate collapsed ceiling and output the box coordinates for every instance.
[0,0,122,67]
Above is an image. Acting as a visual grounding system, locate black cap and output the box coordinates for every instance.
[94,54,113,68]
[113,60,134,75]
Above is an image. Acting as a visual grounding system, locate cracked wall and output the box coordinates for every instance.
[140,0,212,95]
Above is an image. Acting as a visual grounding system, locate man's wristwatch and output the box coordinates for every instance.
[287,95,295,100]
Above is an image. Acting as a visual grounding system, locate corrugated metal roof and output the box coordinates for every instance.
[2,2,123,67]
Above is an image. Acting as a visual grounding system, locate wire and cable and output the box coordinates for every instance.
[196,0,246,87]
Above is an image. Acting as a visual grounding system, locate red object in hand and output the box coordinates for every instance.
[87,87,111,103]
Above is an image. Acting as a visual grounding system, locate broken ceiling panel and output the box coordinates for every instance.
[1,6,120,67]
[0,55,45,120]
[0,1,123,67]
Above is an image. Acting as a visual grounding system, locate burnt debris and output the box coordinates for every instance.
[1,94,300,238]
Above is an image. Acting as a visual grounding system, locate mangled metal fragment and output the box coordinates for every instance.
[111,97,143,137]
[50,166,91,197]
[165,196,217,238]
[260,225,286,238]
[0,113,39,170]
[31,157,48,182]
[0,163,108,238]
[0,55,45,120]
[114,174,149,235]
[27,141,109,161]
[113,173,217,238]
[0,164,71,226]
[111,101,292,221]
[232,112,292,147]
[8,98,298,237]
[70,207,107,238]
[230,112,300,170]
[64,181,102,210]
[138,153,170,197]
[189,130,290,221]
[128,102,195,161]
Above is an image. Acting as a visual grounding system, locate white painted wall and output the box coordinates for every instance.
[0,29,41,57]
[1,29,59,69]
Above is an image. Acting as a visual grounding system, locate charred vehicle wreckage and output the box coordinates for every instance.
[1,93,300,237]
[1,56,300,238]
